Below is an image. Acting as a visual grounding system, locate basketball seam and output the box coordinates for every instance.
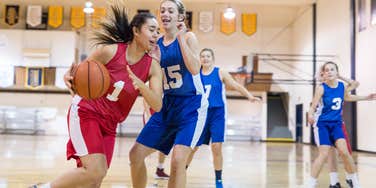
[95,61,105,98]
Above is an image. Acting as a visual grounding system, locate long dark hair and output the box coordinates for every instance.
[93,5,156,45]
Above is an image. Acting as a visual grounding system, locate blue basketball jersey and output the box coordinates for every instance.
[201,67,225,108]
[157,37,204,96]
[318,81,345,122]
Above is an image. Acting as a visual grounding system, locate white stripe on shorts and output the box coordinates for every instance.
[69,95,88,156]
[190,74,209,148]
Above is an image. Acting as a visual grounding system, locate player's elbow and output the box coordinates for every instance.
[353,81,360,88]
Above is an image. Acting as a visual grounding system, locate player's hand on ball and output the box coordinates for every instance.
[64,63,77,96]
[127,65,144,90]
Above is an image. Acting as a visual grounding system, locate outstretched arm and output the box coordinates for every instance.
[345,93,376,102]
[220,70,260,102]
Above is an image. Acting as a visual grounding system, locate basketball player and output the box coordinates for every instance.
[307,61,376,188]
[142,99,170,180]
[30,6,163,188]
[128,1,209,188]
[185,48,260,188]
[314,66,375,188]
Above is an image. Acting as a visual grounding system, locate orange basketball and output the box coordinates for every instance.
[72,59,110,100]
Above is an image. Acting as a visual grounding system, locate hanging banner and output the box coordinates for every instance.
[70,7,85,29]
[27,5,42,27]
[48,6,63,28]
[242,13,257,36]
[220,13,236,35]
[199,11,213,33]
[92,7,106,28]
[25,67,44,89]
[5,5,19,26]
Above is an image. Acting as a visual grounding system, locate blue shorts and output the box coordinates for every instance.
[314,121,345,146]
[136,95,208,155]
[197,107,225,145]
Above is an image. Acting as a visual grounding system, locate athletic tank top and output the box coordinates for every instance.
[74,43,152,128]
[318,81,345,122]
[157,37,204,96]
[201,67,225,108]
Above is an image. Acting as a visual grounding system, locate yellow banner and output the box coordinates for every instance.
[70,7,85,29]
[48,6,63,28]
[5,5,20,26]
[242,13,257,36]
[220,13,236,35]
[92,7,106,28]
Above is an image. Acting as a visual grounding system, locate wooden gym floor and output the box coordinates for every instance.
[0,134,376,188]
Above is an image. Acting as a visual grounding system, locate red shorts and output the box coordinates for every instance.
[66,106,116,168]
[342,122,352,154]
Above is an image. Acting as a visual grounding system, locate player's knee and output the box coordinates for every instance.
[129,146,144,165]
[211,144,222,156]
[87,166,107,184]
[337,147,350,158]
[319,149,330,159]
[171,154,187,168]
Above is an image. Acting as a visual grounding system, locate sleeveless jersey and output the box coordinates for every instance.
[75,43,152,130]
[318,81,344,122]
[157,37,204,96]
[201,67,225,108]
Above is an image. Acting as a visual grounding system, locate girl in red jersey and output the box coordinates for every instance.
[32,5,163,188]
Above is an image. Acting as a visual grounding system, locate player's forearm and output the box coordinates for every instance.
[235,84,253,100]
[345,94,368,102]
[177,35,200,75]
[139,85,162,112]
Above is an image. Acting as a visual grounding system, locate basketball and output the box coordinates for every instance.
[71,59,110,100]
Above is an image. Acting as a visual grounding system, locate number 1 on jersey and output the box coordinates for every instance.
[107,81,125,101]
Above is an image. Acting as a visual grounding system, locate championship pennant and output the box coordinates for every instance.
[92,7,106,28]
[5,5,19,26]
[220,13,236,35]
[199,11,213,33]
[48,6,63,28]
[70,7,85,29]
[27,5,42,27]
[242,13,257,36]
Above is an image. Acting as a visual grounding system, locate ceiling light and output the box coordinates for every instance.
[224,7,236,19]
[83,1,94,14]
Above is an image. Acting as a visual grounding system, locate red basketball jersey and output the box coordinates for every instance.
[76,43,152,133]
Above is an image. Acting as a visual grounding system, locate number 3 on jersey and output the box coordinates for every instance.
[331,97,342,110]
[162,65,183,90]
